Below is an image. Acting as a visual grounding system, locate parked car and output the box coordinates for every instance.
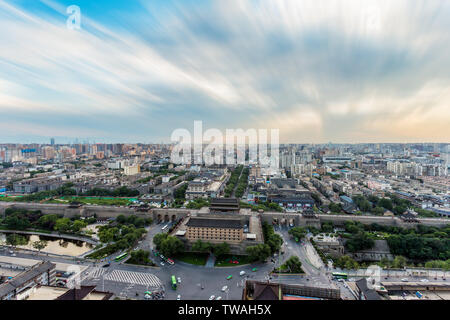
[209,295,215,300]
[420,279,429,283]
[216,296,222,300]
[401,278,408,282]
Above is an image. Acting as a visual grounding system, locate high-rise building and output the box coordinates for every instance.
[50,138,55,145]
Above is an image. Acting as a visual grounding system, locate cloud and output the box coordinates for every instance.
[0,0,449,143]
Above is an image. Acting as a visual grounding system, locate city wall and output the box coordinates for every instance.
[1,202,448,229]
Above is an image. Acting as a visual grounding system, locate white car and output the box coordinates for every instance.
[209,295,215,300]
[160,262,165,266]
[144,294,151,300]
[420,279,429,283]
[401,278,408,282]
[177,277,181,284]
[221,286,228,292]
[177,295,181,300]
[216,296,222,300]
[239,271,246,276]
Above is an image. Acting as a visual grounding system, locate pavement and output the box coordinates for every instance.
[6,223,449,300]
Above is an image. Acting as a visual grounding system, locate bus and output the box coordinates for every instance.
[332,272,348,280]
[171,275,177,290]
[114,252,128,262]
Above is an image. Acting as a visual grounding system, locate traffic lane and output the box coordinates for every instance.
[132,262,270,300]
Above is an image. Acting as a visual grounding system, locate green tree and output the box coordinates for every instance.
[159,236,184,257]
[153,233,169,249]
[128,250,151,265]
[32,240,48,253]
[345,232,375,252]
[378,198,393,211]
[54,218,72,233]
[283,256,303,273]
[246,244,271,262]
[288,227,307,240]
[391,255,408,268]
[71,220,87,233]
[213,242,230,257]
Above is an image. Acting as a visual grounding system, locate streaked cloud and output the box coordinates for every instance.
[0,0,449,143]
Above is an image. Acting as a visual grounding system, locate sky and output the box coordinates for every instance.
[0,0,449,144]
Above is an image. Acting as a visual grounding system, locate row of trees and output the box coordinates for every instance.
[4,233,48,253]
[234,167,249,198]
[80,186,140,197]
[224,165,243,197]
[0,208,96,234]
[245,222,283,262]
[190,240,230,257]
[239,201,283,213]
[13,183,140,203]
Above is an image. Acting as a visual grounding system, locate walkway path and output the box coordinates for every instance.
[205,253,216,268]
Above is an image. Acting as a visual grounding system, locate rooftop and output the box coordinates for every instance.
[186,217,242,229]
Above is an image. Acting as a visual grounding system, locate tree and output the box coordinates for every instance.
[32,240,48,253]
[391,256,408,268]
[283,256,303,273]
[6,233,28,246]
[54,218,72,233]
[246,244,271,262]
[288,227,307,240]
[378,198,393,211]
[153,233,169,249]
[345,231,375,252]
[267,233,283,253]
[128,250,151,265]
[213,242,230,257]
[159,236,184,257]
[334,255,359,270]
[37,214,59,230]
[71,220,87,233]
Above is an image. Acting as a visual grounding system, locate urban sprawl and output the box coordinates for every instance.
[0,142,449,301]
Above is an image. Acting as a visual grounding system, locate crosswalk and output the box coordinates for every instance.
[105,270,163,287]
[89,267,107,279]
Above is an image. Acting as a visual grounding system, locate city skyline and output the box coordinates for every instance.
[1,0,450,144]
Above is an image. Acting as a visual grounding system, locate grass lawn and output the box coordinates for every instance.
[215,254,253,267]
[175,252,208,265]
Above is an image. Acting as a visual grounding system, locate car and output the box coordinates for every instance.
[221,286,228,292]
[420,279,429,283]
[252,268,258,272]
[240,271,246,276]
[216,296,222,300]
[226,275,232,280]
[144,294,151,300]
[401,278,408,282]
[102,263,110,268]
[177,277,181,284]
[209,295,215,300]
[176,295,181,300]
[160,262,165,266]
